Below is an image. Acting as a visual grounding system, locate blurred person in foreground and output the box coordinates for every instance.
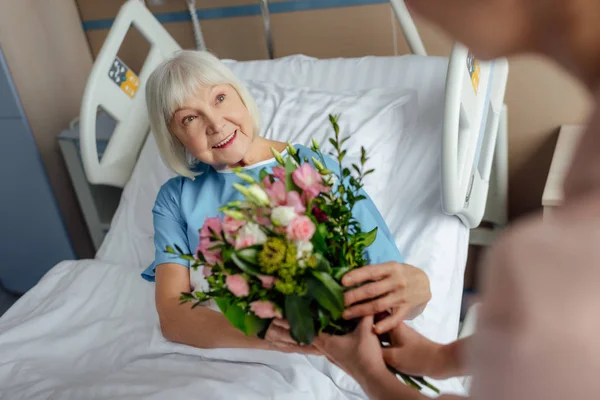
[314,0,600,399]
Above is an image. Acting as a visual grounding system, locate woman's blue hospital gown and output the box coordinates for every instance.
[142,144,404,282]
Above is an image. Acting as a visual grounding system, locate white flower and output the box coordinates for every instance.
[247,184,270,206]
[323,173,338,187]
[296,240,314,259]
[271,206,297,227]
[235,222,267,250]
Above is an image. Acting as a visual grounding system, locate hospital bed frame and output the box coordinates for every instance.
[79,0,509,244]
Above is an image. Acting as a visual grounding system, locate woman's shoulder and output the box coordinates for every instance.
[155,172,209,206]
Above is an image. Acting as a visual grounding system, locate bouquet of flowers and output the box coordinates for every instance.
[167,115,438,393]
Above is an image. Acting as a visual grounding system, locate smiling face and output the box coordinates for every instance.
[169,83,255,168]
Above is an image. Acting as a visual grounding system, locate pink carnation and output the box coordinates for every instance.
[250,301,282,319]
[197,237,222,265]
[200,217,223,240]
[223,215,245,236]
[266,181,287,206]
[258,275,276,289]
[286,215,316,241]
[272,166,286,182]
[286,191,306,213]
[292,163,327,200]
[262,175,273,189]
[226,274,250,297]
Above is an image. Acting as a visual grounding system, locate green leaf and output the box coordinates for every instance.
[222,247,233,264]
[318,309,331,334]
[285,156,299,192]
[231,253,261,276]
[285,295,316,345]
[259,168,269,182]
[361,146,367,165]
[315,254,332,273]
[354,195,367,202]
[215,297,246,332]
[311,224,328,253]
[243,313,270,337]
[174,244,184,254]
[237,248,259,264]
[165,245,176,254]
[362,227,378,248]
[179,254,196,261]
[333,266,352,281]
[307,270,345,320]
[328,138,338,149]
[342,167,350,178]
[365,169,375,176]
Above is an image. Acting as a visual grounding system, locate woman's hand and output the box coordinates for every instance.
[382,322,456,380]
[263,319,321,355]
[341,262,431,334]
[314,316,388,381]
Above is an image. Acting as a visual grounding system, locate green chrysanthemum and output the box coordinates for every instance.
[259,237,287,274]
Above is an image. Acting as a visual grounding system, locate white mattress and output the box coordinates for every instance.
[0,55,469,399]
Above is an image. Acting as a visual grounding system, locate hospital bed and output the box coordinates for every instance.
[0,1,508,398]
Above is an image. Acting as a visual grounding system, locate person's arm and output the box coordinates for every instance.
[356,370,464,400]
[382,322,471,380]
[155,263,318,353]
[155,263,270,349]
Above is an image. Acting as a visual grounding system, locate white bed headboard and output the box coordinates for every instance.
[79,0,508,229]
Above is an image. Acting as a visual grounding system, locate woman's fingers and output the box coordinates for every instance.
[373,308,406,335]
[341,263,393,287]
[271,319,291,329]
[344,279,397,306]
[343,291,402,320]
[267,325,296,345]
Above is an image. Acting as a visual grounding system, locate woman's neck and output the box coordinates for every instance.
[229,137,288,168]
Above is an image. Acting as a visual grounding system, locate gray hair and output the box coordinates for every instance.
[145,50,261,179]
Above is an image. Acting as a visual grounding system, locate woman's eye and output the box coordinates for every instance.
[183,116,196,125]
[216,94,226,103]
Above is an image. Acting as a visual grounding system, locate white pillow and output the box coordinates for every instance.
[96,81,419,270]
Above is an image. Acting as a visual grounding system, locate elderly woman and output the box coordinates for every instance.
[140,50,431,354]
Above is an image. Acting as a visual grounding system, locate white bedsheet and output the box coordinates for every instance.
[0,260,466,399]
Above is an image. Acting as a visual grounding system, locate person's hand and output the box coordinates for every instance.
[263,319,321,355]
[404,0,565,60]
[313,316,388,382]
[382,322,450,380]
[342,262,431,334]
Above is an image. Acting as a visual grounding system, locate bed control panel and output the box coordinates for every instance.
[108,57,140,99]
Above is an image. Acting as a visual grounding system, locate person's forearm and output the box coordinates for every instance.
[160,301,270,350]
[437,337,471,379]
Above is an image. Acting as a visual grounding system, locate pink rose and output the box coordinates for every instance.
[292,163,327,200]
[197,237,222,265]
[258,275,276,289]
[286,215,316,242]
[286,191,306,213]
[226,274,250,297]
[266,181,287,206]
[200,217,223,240]
[223,215,246,236]
[250,301,282,319]
[272,166,286,182]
